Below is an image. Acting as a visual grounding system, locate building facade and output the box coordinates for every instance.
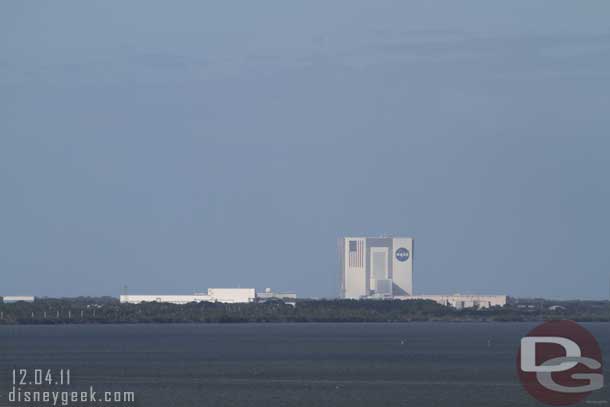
[339,236,414,299]
[205,288,256,303]
[2,296,35,303]
[403,294,507,309]
[119,294,212,304]
[120,288,256,304]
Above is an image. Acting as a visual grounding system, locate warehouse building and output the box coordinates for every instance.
[119,288,298,305]
[120,288,256,304]
[256,288,297,306]
[1,296,35,303]
[256,288,296,301]
[403,294,507,309]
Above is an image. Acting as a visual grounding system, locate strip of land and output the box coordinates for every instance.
[0,298,608,324]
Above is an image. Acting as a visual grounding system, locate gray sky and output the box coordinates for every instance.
[2,1,610,299]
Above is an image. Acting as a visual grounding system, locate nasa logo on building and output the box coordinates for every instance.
[516,320,604,405]
[395,247,409,262]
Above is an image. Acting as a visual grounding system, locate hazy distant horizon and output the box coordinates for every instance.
[2,1,610,300]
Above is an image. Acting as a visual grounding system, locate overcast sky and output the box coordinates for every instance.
[2,1,610,299]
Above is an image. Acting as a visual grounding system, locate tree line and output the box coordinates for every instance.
[0,297,608,324]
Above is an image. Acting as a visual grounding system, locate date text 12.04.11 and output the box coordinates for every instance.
[12,369,71,386]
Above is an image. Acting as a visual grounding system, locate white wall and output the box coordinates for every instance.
[207,288,256,303]
[392,237,413,296]
[119,294,212,304]
[2,296,35,303]
[344,237,367,298]
[403,294,507,308]
[120,288,258,304]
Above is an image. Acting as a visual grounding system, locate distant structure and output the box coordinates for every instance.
[409,294,507,309]
[256,288,296,301]
[257,288,297,306]
[2,296,35,303]
[119,288,296,305]
[339,236,414,299]
[120,288,256,304]
[338,236,506,308]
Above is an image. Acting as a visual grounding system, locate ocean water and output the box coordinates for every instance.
[0,323,608,406]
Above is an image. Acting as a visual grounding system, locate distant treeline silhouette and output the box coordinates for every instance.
[0,297,608,324]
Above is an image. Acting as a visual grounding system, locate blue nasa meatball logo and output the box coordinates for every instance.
[395,247,410,262]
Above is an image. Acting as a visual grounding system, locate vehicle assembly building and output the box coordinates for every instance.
[339,236,414,299]
[339,236,506,308]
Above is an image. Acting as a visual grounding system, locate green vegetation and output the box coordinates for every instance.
[0,297,608,324]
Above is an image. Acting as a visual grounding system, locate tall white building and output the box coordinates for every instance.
[339,236,414,299]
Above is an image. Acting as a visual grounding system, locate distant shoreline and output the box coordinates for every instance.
[1,320,609,327]
[1,298,608,325]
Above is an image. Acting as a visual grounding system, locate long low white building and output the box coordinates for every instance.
[398,294,507,309]
[2,296,35,303]
[120,288,256,304]
[206,288,256,303]
[120,294,212,304]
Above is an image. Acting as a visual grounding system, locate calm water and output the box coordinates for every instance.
[0,323,608,406]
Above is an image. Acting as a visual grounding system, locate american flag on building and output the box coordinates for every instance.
[348,239,364,268]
